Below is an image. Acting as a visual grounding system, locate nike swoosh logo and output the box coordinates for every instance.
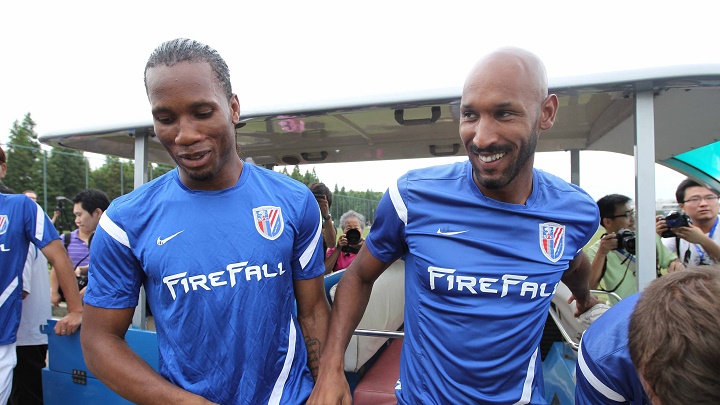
[157,230,184,246]
[436,229,468,236]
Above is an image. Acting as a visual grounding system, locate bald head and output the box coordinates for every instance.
[464,47,548,104]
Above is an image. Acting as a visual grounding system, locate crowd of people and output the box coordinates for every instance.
[1,38,719,405]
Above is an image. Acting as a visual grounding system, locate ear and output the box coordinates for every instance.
[93,208,103,218]
[538,94,559,131]
[230,94,241,125]
[601,217,611,230]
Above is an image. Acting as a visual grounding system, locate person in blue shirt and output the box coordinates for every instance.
[0,146,83,404]
[309,48,600,405]
[576,266,720,404]
[81,39,330,405]
[575,293,647,404]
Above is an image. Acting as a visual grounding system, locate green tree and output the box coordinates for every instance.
[46,148,88,203]
[90,156,135,200]
[3,113,43,195]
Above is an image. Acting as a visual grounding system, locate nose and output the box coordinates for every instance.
[175,117,203,146]
[471,118,500,150]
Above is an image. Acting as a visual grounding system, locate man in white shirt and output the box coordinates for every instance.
[658,178,720,266]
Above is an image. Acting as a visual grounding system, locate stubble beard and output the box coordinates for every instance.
[472,127,538,190]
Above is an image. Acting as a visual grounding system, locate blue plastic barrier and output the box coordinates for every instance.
[542,341,577,404]
[41,319,158,404]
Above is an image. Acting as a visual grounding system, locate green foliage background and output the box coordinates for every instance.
[2,113,381,227]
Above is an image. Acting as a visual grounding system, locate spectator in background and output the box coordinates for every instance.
[21,190,37,202]
[21,190,60,224]
[658,178,720,266]
[50,189,110,304]
[586,194,682,300]
[309,182,337,252]
[324,210,365,274]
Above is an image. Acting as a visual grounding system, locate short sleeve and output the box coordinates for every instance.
[364,177,408,263]
[83,208,144,309]
[290,188,325,280]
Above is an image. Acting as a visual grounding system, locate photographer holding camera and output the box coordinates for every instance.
[657,178,720,266]
[324,210,365,274]
[587,194,683,300]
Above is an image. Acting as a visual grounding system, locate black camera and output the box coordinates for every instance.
[603,228,636,255]
[55,195,68,211]
[660,211,691,238]
[345,228,361,245]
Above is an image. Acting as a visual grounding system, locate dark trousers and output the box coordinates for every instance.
[8,344,47,405]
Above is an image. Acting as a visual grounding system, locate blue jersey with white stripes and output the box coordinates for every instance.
[365,161,598,404]
[576,294,649,404]
[84,164,325,404]
[0,194,58,345]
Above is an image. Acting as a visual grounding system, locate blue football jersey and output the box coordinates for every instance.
[365,161,598,404]
[0,194,58,345]
[84,164,325,404]
[576,294,649,404]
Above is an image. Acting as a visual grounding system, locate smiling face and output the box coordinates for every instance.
[459,49,558,203]
[146,61,241,190]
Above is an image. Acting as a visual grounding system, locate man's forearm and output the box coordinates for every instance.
[85,333,209,404]
[700,236,720,262]
[298,306,330,380]
[588,251,606,289]
[562,253,592,301]
[319,269,375,373]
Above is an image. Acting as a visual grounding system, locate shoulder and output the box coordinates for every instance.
[110,171,176,213]
[246,164,314,198]
[535,169,597,213]
[403,161,466,183]
[584,293,640,349]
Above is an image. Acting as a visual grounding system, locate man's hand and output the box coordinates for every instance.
[597,233,619,255]
[316,196,330,218]
[55,311,82,336]
[672,224,707,244]
[655,215,668,237]
[667,259,685,273]
[567,293,600,318]
[51,290,62,307]
[307,370,352,405]
[75,265,88,277]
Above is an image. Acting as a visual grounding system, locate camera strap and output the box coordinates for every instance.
[599,250,635,294]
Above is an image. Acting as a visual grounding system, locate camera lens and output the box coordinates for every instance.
[345,229,361,245]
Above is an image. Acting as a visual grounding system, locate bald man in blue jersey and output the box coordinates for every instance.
[309,48,600,404]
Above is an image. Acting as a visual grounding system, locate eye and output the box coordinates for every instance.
[496,111,514,119]
[155,116,175,125]
[461,111,478,120]
[196,110,213,119]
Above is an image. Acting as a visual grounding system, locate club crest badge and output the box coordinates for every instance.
[539,222,565,263]
[253,206,284,240]
[0,215,8,235]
